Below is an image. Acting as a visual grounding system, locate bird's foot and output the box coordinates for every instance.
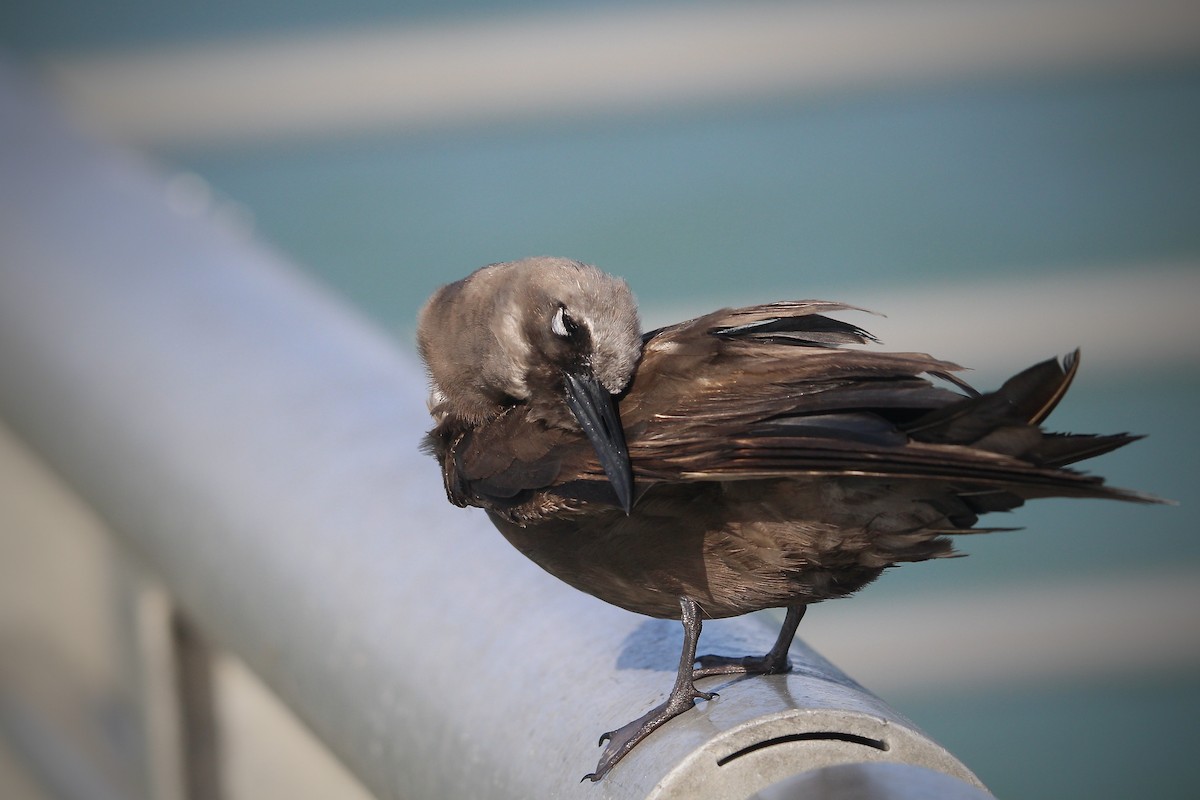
[582,684,714,782]
[692,651,792,679]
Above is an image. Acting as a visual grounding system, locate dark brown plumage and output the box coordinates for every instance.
[417,256,1162,780]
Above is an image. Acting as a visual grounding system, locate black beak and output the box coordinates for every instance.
[563,370,634,514]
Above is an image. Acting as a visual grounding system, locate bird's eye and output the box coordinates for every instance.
[552,306,577,339]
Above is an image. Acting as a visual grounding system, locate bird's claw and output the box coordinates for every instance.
[583,687,714,781]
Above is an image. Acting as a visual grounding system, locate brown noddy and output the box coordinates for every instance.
[417,256,1165,780]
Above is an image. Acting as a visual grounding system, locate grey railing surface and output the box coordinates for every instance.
[0,64,991,799]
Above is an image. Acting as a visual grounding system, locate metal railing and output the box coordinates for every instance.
[0,63,991,799]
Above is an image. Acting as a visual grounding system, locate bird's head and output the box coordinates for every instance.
[418,257,643,511]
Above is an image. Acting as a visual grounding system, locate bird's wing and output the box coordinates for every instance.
[621,303,1155,505]
[432,301,1159,517]
[428,406,621,513]
[439,302,890,511]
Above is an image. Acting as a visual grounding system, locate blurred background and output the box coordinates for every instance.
[1,1,1198,798]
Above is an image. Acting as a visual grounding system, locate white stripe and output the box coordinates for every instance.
[852,262,1200,377]
[791,568,1200,693]
[645,262,1200,376]
[43,0,1200,147]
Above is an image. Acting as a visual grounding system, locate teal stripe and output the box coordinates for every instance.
[170,67,1200,336]
[896,674,1200,800]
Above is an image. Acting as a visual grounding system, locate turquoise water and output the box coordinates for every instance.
[173,69,1200,798]
[896,673,1200,799]
[0,0,643,52]
[166,72,1200,798]
[4,7,1198,797]
[168,64,1200,800]
[164,67,1200,341]
[170,67,1199,592]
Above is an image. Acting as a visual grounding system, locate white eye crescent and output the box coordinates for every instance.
[552,306,570,338]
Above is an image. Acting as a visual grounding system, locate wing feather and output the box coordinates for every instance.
[435,301,1163,515]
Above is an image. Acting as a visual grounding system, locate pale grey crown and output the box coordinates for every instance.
[418,257,643,425]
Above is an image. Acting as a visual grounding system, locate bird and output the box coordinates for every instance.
[416,256,1164,781]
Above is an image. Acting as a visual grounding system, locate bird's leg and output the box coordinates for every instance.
[583,597,714,782]
[693,604,806,678]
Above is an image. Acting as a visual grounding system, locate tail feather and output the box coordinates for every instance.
[628,314,1172,509]
[904,352,1079,443]
[1034,432,1144,468]
[1026,348,1080,425]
